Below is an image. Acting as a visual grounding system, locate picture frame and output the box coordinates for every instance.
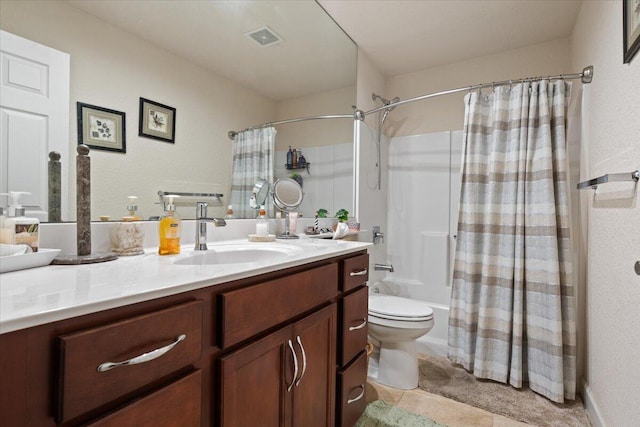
[623,0,640,63]
[138,98,176,143]
[76,102,126,153]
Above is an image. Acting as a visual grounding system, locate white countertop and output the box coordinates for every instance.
[0,238,371,334]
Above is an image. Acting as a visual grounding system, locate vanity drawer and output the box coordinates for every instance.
[56,300,202,423]
[87,370,201,426]
[342,253,369,292]
[338,350,368,427]
[220,263,338,348]
[340,286,369,366]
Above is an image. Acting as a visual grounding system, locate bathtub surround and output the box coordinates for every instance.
[448,81,576,403]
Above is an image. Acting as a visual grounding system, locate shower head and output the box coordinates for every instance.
[372,93,400,111]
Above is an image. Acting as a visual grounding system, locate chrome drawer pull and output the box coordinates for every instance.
[347,384,365,404]
[295,336,307,387]
[287,339,298,392]
[349,269,368,277]
[97,334,186,372]
[348,318,367,331]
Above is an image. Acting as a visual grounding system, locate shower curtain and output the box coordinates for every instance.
[230,127,275,218]
[448,80,577,403]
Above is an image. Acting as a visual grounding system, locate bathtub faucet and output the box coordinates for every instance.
[374,263,394,272]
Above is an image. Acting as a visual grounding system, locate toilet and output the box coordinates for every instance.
[367,294,434,389]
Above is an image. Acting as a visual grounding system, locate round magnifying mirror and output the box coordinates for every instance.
[249,179,270,210]
[273,178,303,211]
[272,178,303,239]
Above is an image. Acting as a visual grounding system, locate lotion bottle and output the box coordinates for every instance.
[255,205,269,236]
[158,195,181,255]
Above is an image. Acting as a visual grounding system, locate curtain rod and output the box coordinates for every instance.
[361,65,594,117]
[227,65,594,139]
[227,113,353,140]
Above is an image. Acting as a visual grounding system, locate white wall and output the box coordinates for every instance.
[355,51,389,284]
[570,2,640,426]
[0,0,275,221]
[274,85,355,150]
[385,38,571,136]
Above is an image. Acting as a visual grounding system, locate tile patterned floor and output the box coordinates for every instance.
[366,380,530,427]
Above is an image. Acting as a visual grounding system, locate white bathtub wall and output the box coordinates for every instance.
[274,142,353,219]
[384,130,462,353]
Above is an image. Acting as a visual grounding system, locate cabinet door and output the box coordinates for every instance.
[219,326,294,427]
[291,304,337,427]
[87,370,201,427]
[340,286,369,366]
[338,351,368,427]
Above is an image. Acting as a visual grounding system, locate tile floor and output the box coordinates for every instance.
[366,380,530,427]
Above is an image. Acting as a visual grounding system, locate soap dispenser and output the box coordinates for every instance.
[158,195,181,255]
[109,195,145,256]
[0,191,39,252]
[255,205,269,236]
[124,196,142,221]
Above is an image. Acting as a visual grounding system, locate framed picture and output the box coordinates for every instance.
[138,98,176,143]
[77,102,126,153]
[624,0,640,63]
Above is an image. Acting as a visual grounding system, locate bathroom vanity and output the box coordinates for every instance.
[0,239,370,426]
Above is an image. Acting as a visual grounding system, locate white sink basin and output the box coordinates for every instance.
[173,243,303,266]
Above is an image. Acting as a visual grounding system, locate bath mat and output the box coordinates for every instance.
[355,400,447,427]
[418,354,591,426]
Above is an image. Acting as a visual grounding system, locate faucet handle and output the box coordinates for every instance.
[212,218,226,227]
[196,202,208,219]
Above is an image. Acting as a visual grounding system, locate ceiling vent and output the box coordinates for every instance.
[245,26,283,47]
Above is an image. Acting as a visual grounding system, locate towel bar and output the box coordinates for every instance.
[577,170,639,190]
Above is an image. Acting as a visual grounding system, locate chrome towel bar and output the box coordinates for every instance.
[577,170,639,190]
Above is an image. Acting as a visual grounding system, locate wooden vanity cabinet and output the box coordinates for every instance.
[218,304,336,427]
[337,253,370,427]
[0,249,369,427]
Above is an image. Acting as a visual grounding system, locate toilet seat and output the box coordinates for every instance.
[368,295,434,322]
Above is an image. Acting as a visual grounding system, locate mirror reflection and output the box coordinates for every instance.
[0,0,357,221]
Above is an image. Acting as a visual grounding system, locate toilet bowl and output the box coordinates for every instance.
[368,294,434,389]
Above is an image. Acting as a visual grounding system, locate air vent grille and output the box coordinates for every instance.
[246,26,283,47]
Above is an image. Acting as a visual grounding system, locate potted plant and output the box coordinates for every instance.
[335,209,349,222]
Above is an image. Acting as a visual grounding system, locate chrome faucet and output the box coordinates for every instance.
[374,263,394,272]
[373,226,384,244]
[195,202,226,251]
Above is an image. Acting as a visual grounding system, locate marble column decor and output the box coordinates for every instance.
[76,144,91,256]
[48,151,62,223]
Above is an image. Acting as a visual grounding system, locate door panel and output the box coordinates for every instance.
[0,30,69,220]
[219,326,293,427]
[292,304,337,427]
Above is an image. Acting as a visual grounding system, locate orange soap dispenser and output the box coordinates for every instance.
[158,195,181,255]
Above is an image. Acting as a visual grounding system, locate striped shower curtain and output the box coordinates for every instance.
[448,80,577,403]
[230,127,275,218]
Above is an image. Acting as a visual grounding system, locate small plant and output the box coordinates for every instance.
[316,208,328,218]
[335,209,349,222]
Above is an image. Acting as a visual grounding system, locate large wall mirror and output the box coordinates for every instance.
[0,0,357,221]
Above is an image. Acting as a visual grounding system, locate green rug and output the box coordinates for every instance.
[355,400,447,427]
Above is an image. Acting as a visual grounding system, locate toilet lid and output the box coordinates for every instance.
[369,295,433,321]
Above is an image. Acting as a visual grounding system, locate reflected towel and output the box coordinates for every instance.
[0,243,32,257]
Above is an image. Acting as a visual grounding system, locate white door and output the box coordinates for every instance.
[0,30,70,221]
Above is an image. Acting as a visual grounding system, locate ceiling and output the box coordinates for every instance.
[65,0,583,99]
[319,0,583,77]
